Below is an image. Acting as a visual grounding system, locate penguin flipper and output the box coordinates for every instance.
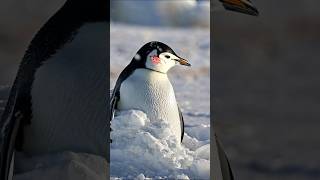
[110,89,119,122]
[110,84,120,144]
[0,85,23,180]
[216,135,234,180]
[177,105,184,142]
[110,65,134,122]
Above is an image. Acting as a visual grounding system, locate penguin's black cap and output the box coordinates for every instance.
[135,41,178,61]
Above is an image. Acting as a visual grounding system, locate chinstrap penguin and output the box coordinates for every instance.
[0,0,108,180]
[110,41,190,144]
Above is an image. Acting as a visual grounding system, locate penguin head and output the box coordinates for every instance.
[132,41,191,74]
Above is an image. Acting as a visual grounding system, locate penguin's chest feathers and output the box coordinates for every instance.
[119,69,180,123]
[24,22,107,155]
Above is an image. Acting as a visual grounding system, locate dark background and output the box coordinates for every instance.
[214,1,320,179]
[0,0,65,134]
[0,0,65,85]
[0,0,319,179]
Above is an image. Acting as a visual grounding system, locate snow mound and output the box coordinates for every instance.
[110,110,210,179]
[14,151,107,180]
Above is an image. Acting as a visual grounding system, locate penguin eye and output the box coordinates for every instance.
[165,55,170,59]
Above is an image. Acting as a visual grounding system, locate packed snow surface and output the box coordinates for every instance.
[110,110,210,179]
[110,23,210,179]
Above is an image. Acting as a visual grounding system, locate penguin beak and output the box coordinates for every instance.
[220,0,259,16]
[176,58,191,67]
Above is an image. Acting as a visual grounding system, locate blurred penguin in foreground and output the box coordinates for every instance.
[212,0,258,179]
[0,0,108,180]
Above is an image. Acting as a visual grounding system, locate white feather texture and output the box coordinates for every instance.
[117,69,182,143]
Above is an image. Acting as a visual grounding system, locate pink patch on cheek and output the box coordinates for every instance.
[151,56,161,64]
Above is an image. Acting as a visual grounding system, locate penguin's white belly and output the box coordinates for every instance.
[23,22,107,156]
[118,69,181,141]
[25,63,107,156]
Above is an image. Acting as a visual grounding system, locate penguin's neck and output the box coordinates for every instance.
[28,22,107,155]
[136,68,169,81]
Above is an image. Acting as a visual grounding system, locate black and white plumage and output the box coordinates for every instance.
[0,1,107,180]
[110,41,190,143]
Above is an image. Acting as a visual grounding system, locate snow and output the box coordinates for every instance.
[110,110,210,179]
[14,151,107,180]
[110,23,210,179]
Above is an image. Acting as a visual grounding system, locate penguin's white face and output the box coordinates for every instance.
[145,50,190,73]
